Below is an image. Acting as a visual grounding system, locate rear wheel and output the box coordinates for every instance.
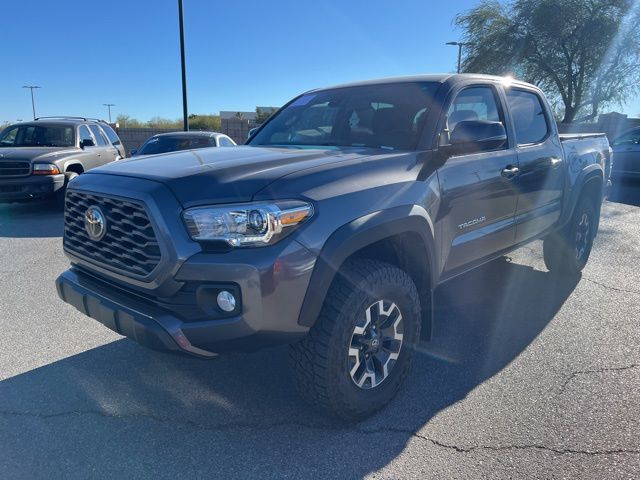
[55,171,79,208]
[289,259,421,421]
[543,194,598,274]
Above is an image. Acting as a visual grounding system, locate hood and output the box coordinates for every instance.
[87,145,370,206]
[0,147,76,162]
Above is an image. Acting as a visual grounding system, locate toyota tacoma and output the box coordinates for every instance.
[56,74,612,420]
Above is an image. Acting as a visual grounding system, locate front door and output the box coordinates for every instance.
[437,85,519,276]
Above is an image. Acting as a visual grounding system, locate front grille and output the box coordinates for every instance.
[0,161,30,177]
[64,191,162,278]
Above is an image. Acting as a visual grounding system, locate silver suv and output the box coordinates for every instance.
[0,116,125,205]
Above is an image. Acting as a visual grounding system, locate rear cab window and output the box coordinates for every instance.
[505,89,550,145]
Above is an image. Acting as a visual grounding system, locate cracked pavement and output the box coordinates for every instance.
[0,181,639,479]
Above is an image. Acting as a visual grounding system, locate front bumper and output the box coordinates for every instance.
[56,238,316,357]
[0,173,64,202]
[0,174,65,201]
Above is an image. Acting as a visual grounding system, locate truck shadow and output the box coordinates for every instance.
[0,257,578,478]
[0,201,63,237]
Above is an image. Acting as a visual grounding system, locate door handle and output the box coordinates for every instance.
[501,165,520,178]
[549,157,562,168]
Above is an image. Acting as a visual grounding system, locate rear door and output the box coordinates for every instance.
[437,84,519,276]
[505,88,565,242]
[99,123,127,158]
[77,125,104,170]
[88,124,118,166]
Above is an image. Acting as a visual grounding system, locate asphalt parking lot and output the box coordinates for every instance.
[0,181,639,479]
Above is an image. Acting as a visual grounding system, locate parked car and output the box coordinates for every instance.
[0,117,125,204]
[610,127,640,179]
[56,74,611,420]
[131,131,236,156]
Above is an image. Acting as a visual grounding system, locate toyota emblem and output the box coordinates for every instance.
[84,206,107,241]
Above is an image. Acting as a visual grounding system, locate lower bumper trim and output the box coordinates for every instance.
[56,269,218,358]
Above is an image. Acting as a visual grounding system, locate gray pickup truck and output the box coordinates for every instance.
[56,74,611,420]
[0,117,125,204]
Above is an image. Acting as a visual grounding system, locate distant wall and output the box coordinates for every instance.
[220,118,260,145]
[558,112,640,142]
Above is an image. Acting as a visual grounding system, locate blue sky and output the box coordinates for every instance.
[2,0,639,122]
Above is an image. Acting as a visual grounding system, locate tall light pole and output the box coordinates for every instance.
[22,85,41,120]
[446,42,472,74]
[103,103,115,123]
[178,0,189,131]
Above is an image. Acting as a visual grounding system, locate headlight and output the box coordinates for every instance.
[182,201,314,247]
[32,164,61,175]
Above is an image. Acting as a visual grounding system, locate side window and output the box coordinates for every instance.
[505,89,549,145]
[219,137,234,146]
[612,129,640,146]
[88,125,108,146]
[444,86,505,148]
[100,124,122,146]
[78,125,94,145]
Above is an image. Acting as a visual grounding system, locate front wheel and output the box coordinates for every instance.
[55,171,79,208]
[543,194,598,274]
[289,259,421,421]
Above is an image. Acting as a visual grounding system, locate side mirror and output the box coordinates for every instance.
[129,149,137,156]
[445,120,507,156]
[247,127,258,140]
[80,138,95,149]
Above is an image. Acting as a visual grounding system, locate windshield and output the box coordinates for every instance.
[137,135,216,155]
[248,82,439,150]
[0,124,75,147]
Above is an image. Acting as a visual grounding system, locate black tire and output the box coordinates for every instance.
[55,171,79,208]
[289,259,421,421]
[543,194,598,274]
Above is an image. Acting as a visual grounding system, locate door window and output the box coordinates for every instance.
[218,137,235,146]
[612,129,640,146]
[100,124,122,146]
[505,89,550,145]
[78,125,94,145]
[88,125,108,146]
[447,86,503,132]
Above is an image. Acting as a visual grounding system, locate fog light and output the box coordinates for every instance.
[217,290,237,312]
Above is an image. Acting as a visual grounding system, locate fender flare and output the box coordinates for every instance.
[62,159,85,174]
[559,164,604,228]
[297,205,437,328]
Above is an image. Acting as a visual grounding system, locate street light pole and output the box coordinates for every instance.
[22,85,41,120]
[178,0,189,131]
[103,103,115,123]
[445,42,471,74]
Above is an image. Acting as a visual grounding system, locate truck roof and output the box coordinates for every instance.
[313,73,533,91]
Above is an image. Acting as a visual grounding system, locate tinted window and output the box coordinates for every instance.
[100,124,121,145]
[447,86,502,132]
[612,129,640,146]
[506,89,549,145]
[249,82,440,151]
[88,125,108,145]
[0,124,75,147]
[137,135,216,155]
[79,125,93,144]
[218,137,235,146]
